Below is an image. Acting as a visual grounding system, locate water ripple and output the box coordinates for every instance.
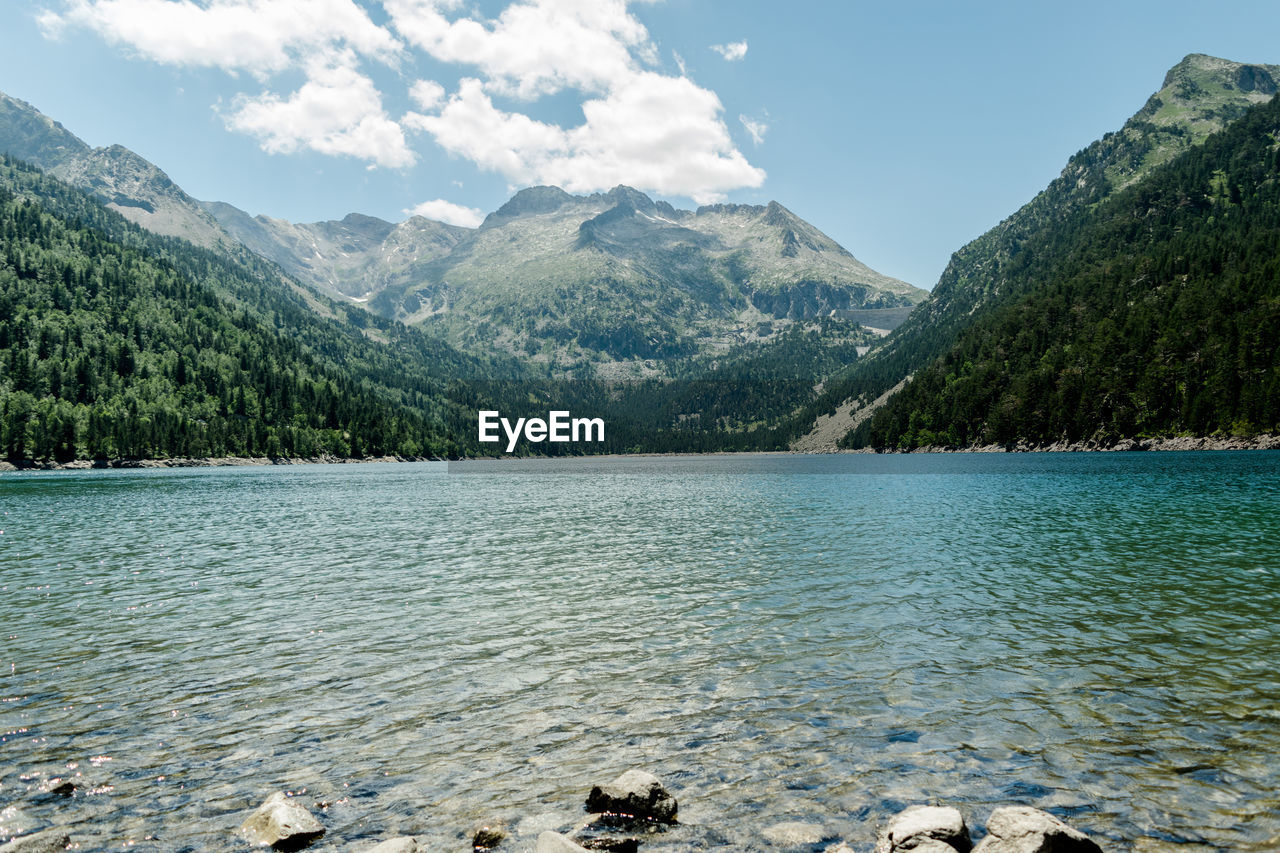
[1,453,1278,851]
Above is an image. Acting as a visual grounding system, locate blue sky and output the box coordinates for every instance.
[3,0,1280,289]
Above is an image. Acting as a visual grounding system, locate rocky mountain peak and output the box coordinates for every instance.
[1161,53,1278,94]
[483,185,576,226]
[602,185,656,213]
[0,91,91,168]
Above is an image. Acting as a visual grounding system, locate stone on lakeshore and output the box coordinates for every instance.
[763,821,826,847]
[874,805,971,853]
[908,842,971,853]
[576,839,639,853]
[971,807,1102,853]
[473,824,508,850]
[240,791,325,850]
[359,838,423,853]
[585,770,677,824]
[564,813,642,852]
[0,828,72,853]
[536,832,592,853]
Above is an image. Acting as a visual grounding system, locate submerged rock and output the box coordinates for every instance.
[473,824,508,850]
[359,838,424,853]
[240,791,325,850]
[0,828,72,853]
[971,807,1101,853]
[536,831,592,853]
[43,779,77,798]
[763,821,826,847]
[874,805,971,853]
[576,839,639,853]
[585,770,677,824]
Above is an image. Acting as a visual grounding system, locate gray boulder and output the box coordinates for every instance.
[585,770,677,824]
[536,832,592,853]
[874,805,971,853]
[0,829,72,853]
[972,807,1102,853]
[240,791,325,850]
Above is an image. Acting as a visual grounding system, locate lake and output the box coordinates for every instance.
[1,453,1278,851]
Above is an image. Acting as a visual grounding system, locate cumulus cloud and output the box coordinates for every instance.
[409,79,446,110]
[710,40,747,61]
[404,198,484,227]
[385,0,656,99]
[41,0,767,201]
[39,0,398,74]
[740,114,767,146]
[407,73,763,203]
[227,52,415,167]
[398,2,763,202]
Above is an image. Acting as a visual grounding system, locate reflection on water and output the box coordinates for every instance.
[1,453,1278,851]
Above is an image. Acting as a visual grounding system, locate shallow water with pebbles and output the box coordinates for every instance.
[1,452,1278,852]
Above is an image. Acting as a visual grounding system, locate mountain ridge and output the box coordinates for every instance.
[0,91,230,248]
[848,89,1280,448]
[793,52,1280,447]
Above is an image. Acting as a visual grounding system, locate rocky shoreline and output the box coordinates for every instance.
[1,433,1277,472]
[1,770,1108,853]
[0,454,435,472]
[893,433,1280,454]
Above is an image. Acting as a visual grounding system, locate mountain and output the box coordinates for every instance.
[203,184,924,373]
[0,91,229,248]
[795,53,1280,448]
[834,56,1280,448]
[0,153,528,462]
[199,202,472,301]
[0,89,920,378]
[849,90,1280,448]
[384,185,921,372]
[0,89,919,458]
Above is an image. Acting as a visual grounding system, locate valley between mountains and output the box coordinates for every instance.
[1,52,1278,461]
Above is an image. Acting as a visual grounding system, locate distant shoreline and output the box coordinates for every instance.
[0,454,434,472]
[3,434,1279,471]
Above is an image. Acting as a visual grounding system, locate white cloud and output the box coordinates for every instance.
[40,0,398,74]
[711,40,747,62]
[404,198,483,227]
[408,73,764,203]
[385,0,656,99]
[41,0,767,202]
[227,52,415,168]
[409,79,446,110]
[740,114,767,146]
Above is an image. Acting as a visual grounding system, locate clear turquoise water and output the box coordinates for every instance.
[1,453,1278,852]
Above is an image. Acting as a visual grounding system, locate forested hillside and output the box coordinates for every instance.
[847,93,1280,448]
[0,154,880,461]
[0,154,510,461]
[794,54,1280,444]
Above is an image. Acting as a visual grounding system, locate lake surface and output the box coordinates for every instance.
[1,453,1278,852]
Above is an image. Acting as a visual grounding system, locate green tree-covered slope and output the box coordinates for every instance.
[847,91,1280,448]
[801,54,1280,436]
[0,155,513,462]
